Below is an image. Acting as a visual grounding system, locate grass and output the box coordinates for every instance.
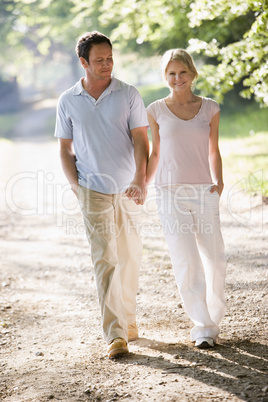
[220,103,268,139]
[221,132,268,197]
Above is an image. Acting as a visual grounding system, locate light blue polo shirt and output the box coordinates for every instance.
[55,77,148,194]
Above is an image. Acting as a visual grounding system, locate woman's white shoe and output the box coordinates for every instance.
[195,337,215,348]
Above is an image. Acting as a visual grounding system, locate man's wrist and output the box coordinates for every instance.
[70,182,79,193]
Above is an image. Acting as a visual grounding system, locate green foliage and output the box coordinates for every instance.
[100,0,193,54]
[0,0,105,75]
[1,0,267,107]
[187,0,268,106]
[100,0,268,107]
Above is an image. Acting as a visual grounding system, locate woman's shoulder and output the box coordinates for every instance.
[147,98,166,119]
[202,96,220,109]
[201,96,220,113]
[201,97,220,120]
[147,98,165,110]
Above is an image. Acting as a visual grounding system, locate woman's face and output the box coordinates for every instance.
[165,60,193,92]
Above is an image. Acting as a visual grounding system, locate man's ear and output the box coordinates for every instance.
[79,57,88,69]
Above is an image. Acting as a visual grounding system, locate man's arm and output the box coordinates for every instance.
[58,138,79,196]
[125,126,149,205]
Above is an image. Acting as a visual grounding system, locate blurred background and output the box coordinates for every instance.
[0,4,267,399]
[0,0,267,201]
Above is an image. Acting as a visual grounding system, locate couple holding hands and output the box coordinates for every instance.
[55,31,227,359]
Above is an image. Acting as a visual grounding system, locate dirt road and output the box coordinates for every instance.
[0,102,267,401]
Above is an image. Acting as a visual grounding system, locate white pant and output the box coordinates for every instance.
[157,185,227,341]
[78,186,142,344]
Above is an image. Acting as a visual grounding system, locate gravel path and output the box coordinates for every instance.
[0,102,267,401]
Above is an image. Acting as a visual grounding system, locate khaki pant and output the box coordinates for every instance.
[77,185,142,344]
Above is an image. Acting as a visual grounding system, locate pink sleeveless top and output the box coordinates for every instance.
[147,97,220,186]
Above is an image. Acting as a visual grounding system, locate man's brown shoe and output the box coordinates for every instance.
[107,338,129,359]
[128,323,139,341]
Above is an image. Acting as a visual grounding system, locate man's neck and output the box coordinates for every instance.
[82,76,112,100]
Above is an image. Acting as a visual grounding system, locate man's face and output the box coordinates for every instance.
[86,42,113,81]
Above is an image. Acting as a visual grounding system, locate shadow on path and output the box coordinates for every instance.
[115,338,268,401]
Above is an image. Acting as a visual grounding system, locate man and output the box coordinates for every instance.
[55,31,149,358]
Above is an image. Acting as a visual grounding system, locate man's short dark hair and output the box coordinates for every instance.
[76,31,112,63]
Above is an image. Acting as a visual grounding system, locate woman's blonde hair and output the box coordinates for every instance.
[161,49,198,83]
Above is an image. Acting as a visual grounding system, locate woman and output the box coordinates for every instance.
[147,49,227,348]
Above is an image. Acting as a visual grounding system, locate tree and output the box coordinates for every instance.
[1,0,267,106]
[187,0,268,106]
[99,0,194,54]
[0,0,105,79]
[99,0,268,107]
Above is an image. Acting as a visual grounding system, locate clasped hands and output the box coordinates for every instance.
[125,180,147,205]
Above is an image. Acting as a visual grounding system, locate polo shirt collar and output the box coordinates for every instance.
[72,76,121,97]
[107,76,121,94]
[72,79,84,95]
